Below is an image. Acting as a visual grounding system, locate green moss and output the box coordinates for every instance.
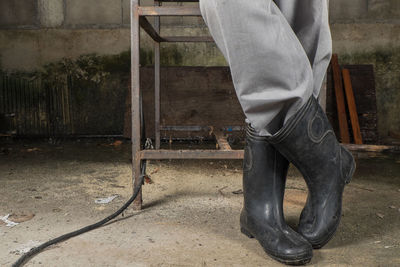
[101,51,131,73]
[160,45,183,66]
[1,47,398,139]
[139,48,154,66]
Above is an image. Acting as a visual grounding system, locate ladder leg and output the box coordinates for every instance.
[155,1,161,149]
[131,0,142,210]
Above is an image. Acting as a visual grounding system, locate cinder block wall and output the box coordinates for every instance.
[0,0,399,140]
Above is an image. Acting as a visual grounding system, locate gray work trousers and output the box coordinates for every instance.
[199,0,332,135]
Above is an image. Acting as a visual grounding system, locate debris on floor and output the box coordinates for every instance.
[0,214,19,227]
[150,167,160,175]
[94,195,119,204]
[111,140,123,147]
[1,142,399,266]
[26,148,40,153]
[10,240,41,255]
[218,186,228,196]
[144,175,154,184]
[9,213,35,223]
[232,189,243,194]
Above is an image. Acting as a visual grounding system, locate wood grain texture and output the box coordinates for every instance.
[331,54,350,143]
[327,64,379,144]
[124,67,245,139]
[342,69,363,144]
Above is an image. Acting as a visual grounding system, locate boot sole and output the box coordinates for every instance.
[240,228,312,266]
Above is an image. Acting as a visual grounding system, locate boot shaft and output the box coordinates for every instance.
[242,126,289,221]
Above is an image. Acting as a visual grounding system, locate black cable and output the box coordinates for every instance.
[12,166,146,267]
[13,85,149,267]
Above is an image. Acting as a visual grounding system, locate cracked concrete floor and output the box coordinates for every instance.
[0,140,399,266]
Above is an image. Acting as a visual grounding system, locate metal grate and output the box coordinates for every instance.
[0,73,73,137]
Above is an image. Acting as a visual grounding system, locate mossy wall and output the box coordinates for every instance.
[1,0,399,141]
[339,49,400,141]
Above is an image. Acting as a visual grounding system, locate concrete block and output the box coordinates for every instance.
[122,0,149,25]
[66,0,122,26]
[123,0,204,26]
[122,0,131,25]
[329,0,368,21]
[0,0,37,27]
[368,0,400,20]
[38,0,64,28]
[0,29,131,71]
[392,0,400,17]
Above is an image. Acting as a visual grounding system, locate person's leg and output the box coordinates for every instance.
[200,0,355,252]
[267,97,355,249]
[241,125,312,265]
[199,1,315,263]
[200,0,314,135]
[269,1,355,249]
[273,0,332,97]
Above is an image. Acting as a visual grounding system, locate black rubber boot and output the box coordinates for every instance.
[241,125,313,265]
[267,97,356,249]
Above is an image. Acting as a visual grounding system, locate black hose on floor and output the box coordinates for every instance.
[13,90,149,267]
[13,89,149,267]
[12,168,145,267]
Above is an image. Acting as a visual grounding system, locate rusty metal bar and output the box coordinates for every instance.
[139,17,212,43]
[138,6,202,16]
[139,17,164,42]
[160,125,244,132]
[157,0,199,2]
[140,149,245,160]
[154,1,161,150]
[131,0,142,209]
[161,125,209,132]
[139,145,398,161]
[214,131,232,151]
[162,36,214,42]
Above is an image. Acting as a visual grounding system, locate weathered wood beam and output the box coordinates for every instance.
[343,69,363,144]
[214,131,232,151]
[331,54,351,143]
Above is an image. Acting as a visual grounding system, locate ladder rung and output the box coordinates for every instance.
[138,6,202,16]
[140,149,244,160]
[162,36,213,42]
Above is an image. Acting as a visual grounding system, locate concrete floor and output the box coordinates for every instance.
[0,140,399,266]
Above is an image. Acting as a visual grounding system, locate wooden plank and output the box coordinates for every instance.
[138,6,201,16]
[342,69,363,144]
[123,67,246,139]
[331,54,350,143]
[327,65,378,144]
[344,144,400,154]
[129,67,245,139]
[214,130,232,151]
[343,65,378,144]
